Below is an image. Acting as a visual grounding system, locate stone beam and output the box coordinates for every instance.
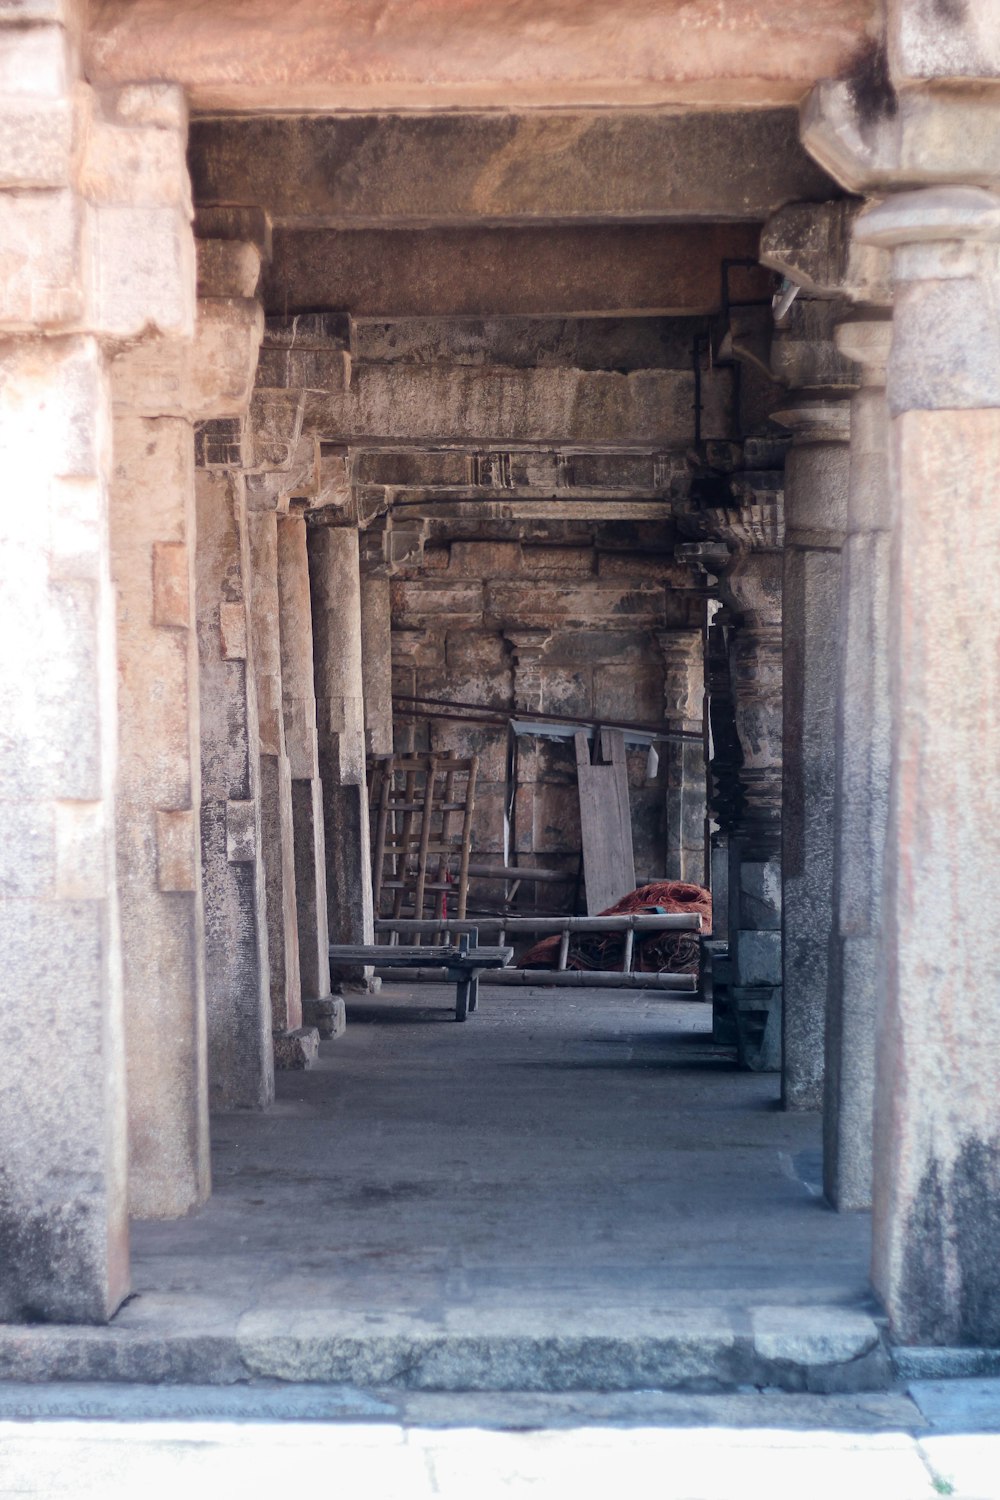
[351,448,689,493]
[190,111,835,227]
[87,0,875,112]
[305,365,733,448]
[264,226,770,319]
[352,317,710,372]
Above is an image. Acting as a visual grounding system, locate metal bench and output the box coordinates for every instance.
[329,930,513,1021]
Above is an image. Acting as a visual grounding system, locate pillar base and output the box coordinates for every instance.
[272,1028,320,1070]
[302,996,347,1039]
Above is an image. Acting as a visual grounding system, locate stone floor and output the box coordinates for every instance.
[2,1380,1000,1498]
[1,984,881,1388]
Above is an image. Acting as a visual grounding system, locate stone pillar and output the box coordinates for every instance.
[196,469,274,1110]
[277,512,345,1037]
[803,29,1000,1341]
[505,630,551,860]
[0,331,129,1319]
[862,187,1000,1343]
[248,507,304,1035]
[0,0,217,1305]
[657,629,706,885]
[108,405,210,1217]
[110,224,265,1206]
[360,572,394,756]
[772,397,852,1110]
[824,318,893,1210]
[726,551,785,1072]
[308,525,375,954]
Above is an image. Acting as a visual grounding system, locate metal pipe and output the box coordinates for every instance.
[391,694,703,743]
[374,967,699,993]
[375,913,702,934]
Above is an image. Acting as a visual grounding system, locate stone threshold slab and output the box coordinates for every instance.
[0,1306,890,1394]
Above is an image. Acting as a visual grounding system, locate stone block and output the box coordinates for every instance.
[111,296,263,417]
[444,629,509,674]
[0,187,83,328]
[0,19,70,97]
[448,540,522,577]
[593,664,661,724]
[194,204,272,259]
[196,238,262,299]
[87,203,195,340]
[246,389,304,471]
[890,1,1000,83]
[81,109,191,209]
[305,362,732,447]
[0,95,74,188]
[753,1304,877,1365]
[255,344,350,391]
[272,1026,320,1070]
[485,579,663,631]
[391,579,484,629]
[302,995,346,1040]
[771,298,858,391]
[191,111,831,227]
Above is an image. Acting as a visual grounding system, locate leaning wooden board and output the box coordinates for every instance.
[574,728,636,915]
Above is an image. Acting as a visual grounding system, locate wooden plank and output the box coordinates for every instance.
[574,729,635,914]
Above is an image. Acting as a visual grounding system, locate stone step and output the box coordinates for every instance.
[0,1307,890,1395]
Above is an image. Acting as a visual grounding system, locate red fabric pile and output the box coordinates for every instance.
[521,881,712,975]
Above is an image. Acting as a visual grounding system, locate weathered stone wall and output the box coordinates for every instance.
[388,532,703,911]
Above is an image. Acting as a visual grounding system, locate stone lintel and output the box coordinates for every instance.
[264,224,770,320]
[303,365,732,449]
[190,110,834,228]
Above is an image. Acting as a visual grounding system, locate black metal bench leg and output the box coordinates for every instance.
[468,975,480,1013]
[455,978,470,1022]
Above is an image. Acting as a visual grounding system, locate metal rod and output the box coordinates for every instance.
[374,967,699,993]
[392,694,703,742]
[375,913,702,934]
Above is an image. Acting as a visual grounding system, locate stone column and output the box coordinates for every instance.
[824,318,893,1210]
[657,629,706,885]
[505,630,551,858]
[108,404,210,1217]
[726,551,785,1072]
[772,397,852,1110]
[309,525,375,956]
[360,572,394,756]
[196,469,274,1110]
[0,3,211,1305]
[248,507,306,1043]
[110,230,265,1207]
[277,512,345,1038]
[0,331,129,1319]
[803,29,1000,1341]
[861,187,1000,1343]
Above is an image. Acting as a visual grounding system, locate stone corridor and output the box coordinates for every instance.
[1,0,999,1369]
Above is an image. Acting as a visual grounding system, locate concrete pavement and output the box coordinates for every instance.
[1,1380,999,1498]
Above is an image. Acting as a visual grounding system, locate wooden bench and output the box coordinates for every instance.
[329,931,513,1021]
